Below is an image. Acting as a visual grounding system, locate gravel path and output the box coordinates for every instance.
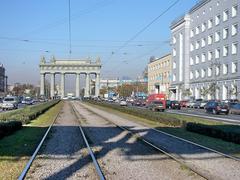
[80,102,240,180]
[73,102,202,180]
[26,101,98,180]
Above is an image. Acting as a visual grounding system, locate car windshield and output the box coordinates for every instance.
[153,101,163,105]
[4,98,15,101]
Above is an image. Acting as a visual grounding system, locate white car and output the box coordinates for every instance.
[2,96,19,110]
[120,100,127,106]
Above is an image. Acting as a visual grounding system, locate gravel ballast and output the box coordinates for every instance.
[81,102,240,180]
[25,101,98,180]
[73,102,202,180]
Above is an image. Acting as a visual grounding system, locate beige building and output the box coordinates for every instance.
[148,54,172,97]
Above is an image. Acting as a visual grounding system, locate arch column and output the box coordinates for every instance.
[85,73,90,97]
[40,73,45,96]
[76,73,80,98]
[61,73,65,98]
[95,73,100,97]
[50,73,55,99]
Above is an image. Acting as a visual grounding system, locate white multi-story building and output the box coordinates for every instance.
[170,0,239,100]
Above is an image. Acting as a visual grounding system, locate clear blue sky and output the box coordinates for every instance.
[0,0,198,86]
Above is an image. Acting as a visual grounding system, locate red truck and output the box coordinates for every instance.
[146,94,167,111]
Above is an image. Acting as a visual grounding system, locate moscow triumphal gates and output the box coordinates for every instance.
[39,56,101,99]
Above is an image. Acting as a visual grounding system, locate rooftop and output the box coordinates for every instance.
[171,0,211,28]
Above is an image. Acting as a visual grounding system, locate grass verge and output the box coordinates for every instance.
[0,101,63,180]
[85,102,240,158]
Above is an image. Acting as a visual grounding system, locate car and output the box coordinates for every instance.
[2,96,19,110]
[199,100,208,108]
[107,98,114,103]
[180,100,189,108]
[22,97,33,105]
[170,100,181,109]
[187,101,195,108]
[120,100,127,106]
[148,101,166,112]
[193,100,208,109]
[229,103,240,115]
[62,97,69,100]
[133,99,145,106]
[166,100,171,109]
[205,101,229,115]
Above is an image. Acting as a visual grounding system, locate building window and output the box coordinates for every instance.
[223,45,229,57]
[232,5,238,17]
[173,48,176,56]
[201,53,206,62]
[215,48,220,59]
[195,70,200,79]
[173,74,176,81]
[208,51,213,60]
[173,61,176,69]
[215,14,220,25]
[208,19,213,29]
[196,41,200,49]
[232,42,238,54]
[201,69,206,78]
[216,66,220,76]
[190,30,194,37]
[223,10,229,22]
[202,22,206,32]
[190,71,194,79]
[232,62,238,73]
[190,43,194,51]
[223,64,228,75]
[232,24,238,36]
[196,55,200,64]
[208,35,213,45]
[208,67,212,77]
[223,28,229,39]
[215,31,220,42]
[201,38,206,47]
[190,57,194,65]
[172,36,176,44]
[196,26,200,35]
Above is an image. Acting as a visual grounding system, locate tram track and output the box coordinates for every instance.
[18,102,105,180]
[78,101,240,180]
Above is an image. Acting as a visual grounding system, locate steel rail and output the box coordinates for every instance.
[76,102,209,179]
[151,127,240,161]
[71,102,105,180]
[18,107,61,180]
[86,102,240,161]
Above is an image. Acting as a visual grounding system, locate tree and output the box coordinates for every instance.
[200,87,208,99]
[182,88,191,99]
[100,86,108,95]
[229,85,237,99]
[208,83,219,99]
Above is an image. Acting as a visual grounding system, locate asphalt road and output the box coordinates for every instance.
[106,101,240,125]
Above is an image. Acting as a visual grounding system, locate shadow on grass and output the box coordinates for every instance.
[0,126,48,158]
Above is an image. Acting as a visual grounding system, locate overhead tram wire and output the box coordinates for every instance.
[103,0,180,65]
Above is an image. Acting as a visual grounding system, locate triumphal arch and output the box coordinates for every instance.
[39,56,101,99]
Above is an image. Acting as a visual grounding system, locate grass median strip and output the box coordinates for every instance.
[85,101,240,158]
[0,101,63,180]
